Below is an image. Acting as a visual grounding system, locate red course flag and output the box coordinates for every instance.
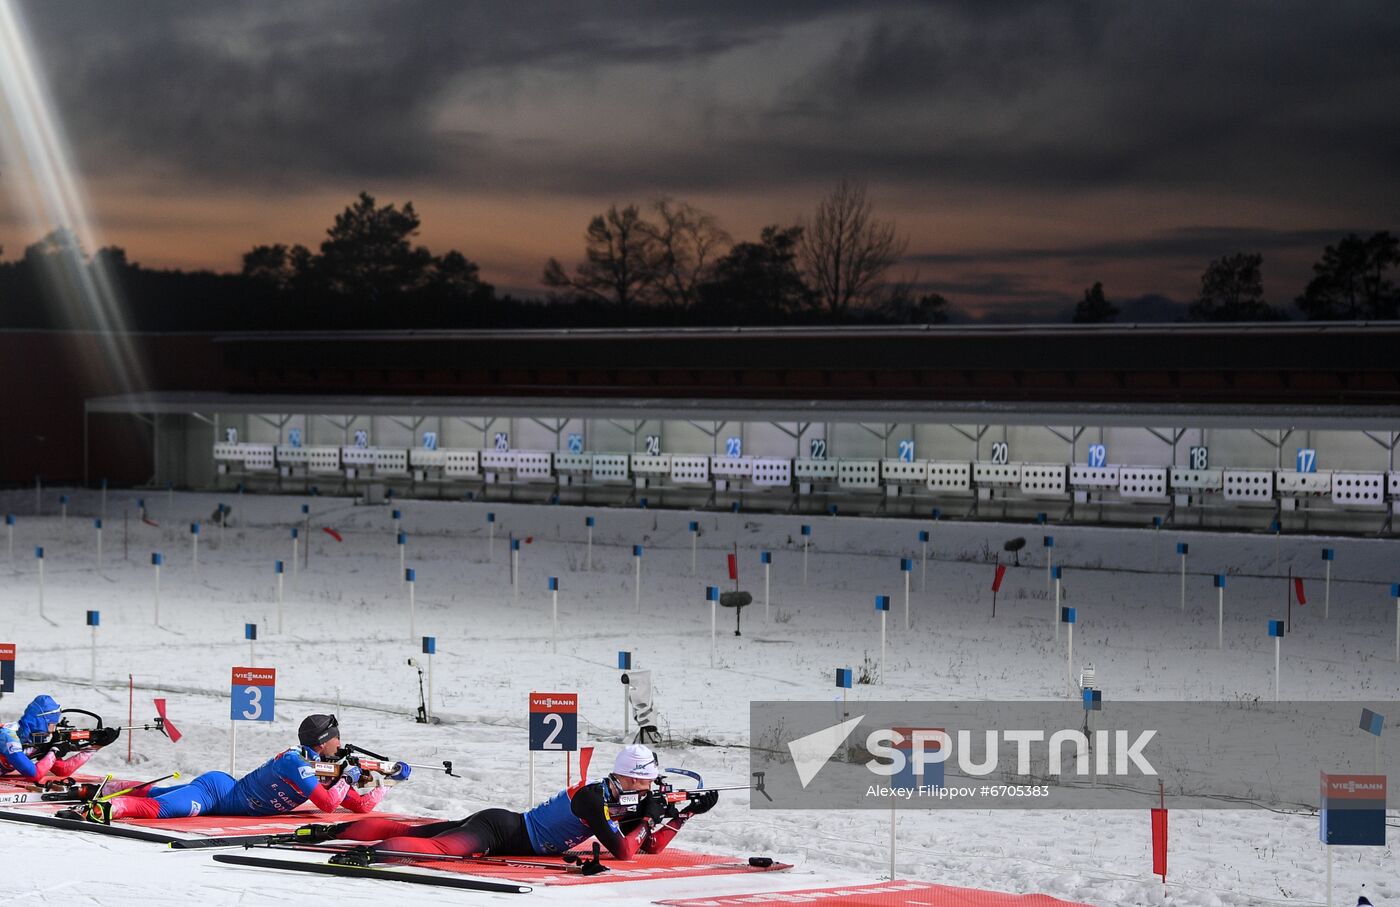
[321,527,343,542]
[991,564,1007,593]
[1294,577,1307,605]
[1151,808,1168,881]
[727,553,738,581]
[153,697,182,743]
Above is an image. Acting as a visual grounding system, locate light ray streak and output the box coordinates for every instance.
[0,0,149,395]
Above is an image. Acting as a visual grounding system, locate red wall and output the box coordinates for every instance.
[0,332,221,485]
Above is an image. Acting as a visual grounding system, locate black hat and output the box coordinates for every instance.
[298,714,340,748]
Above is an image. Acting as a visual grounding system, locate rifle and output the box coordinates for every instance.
[607,768,771,814]
[37,708,178,753]
[337,742,460,778]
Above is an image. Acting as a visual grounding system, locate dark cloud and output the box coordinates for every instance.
[16,0,1400,210]
[906,227,1351,268]
[775,3,1400,201]
[19,1,853,190]
[916,271,1071,302]
[1114,294,1188,323]
[943,292,1189,325]
[5,1,1396,313]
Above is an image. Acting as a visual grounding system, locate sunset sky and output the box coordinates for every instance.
[1,1,1397,319]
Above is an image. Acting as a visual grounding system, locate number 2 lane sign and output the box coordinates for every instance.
[528,691,577,751]
[230,667,276,721]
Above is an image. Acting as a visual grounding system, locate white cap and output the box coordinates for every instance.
[612,743,660,779]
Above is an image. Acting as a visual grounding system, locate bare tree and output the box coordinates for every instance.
[644,198,730,308]
[543,204,659,307]
[800,179,908,316]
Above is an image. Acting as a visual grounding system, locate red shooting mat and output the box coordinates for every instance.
[114,810,424,838]
[0,771,421,840]
[378,848,791,887]
[656,880,1095,906]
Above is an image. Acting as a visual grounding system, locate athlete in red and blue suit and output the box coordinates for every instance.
[309,743,716,866]
[70,714,404,822]
[0,695,115,781]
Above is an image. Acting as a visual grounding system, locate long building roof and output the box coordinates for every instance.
[209,322,1400,406]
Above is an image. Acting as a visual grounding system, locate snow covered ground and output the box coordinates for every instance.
[1,487,1395,906]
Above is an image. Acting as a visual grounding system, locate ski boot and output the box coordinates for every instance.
[55,800,112,825]
[328,846,375,867]
[271,822,346,845]
[42,778,100,800]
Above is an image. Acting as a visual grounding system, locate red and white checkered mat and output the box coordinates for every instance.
[655,880,1095,906]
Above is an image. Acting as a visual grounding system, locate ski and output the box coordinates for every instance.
[211,853,532,893]
[169,832,292,850]
[0,807,181,843]
[259,840,608,874]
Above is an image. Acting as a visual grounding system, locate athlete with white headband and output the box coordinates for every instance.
[293,743,718,867]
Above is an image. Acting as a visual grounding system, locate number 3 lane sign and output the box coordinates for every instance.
[231,667,276,721]
[528,691,577,751]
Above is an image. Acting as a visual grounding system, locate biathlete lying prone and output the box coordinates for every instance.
[289,743,718,866]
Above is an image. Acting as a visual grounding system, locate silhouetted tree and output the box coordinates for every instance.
[431,249,493,302]
[800,179,907,316]
[696,225,811,321]
[316,192,435,298]
[644,198,729,308]
[1072,281,1118,323]
[543,204,660,307]
[21,229,89,317]
[23,228,84,264]
[92,246,133,273]
[1295,231,1399,320]
[1187,253,1283,321]
[241,243,300,291]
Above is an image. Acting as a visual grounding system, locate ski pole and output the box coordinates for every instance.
[100,771,181,800]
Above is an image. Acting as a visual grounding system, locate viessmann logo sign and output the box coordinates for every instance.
[750,700,1400,811]
[1328,779,1384,795]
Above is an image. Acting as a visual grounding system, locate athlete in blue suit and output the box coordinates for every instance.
[1,695,118,781]
[310,744,715,866]
[65,714,406,823]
